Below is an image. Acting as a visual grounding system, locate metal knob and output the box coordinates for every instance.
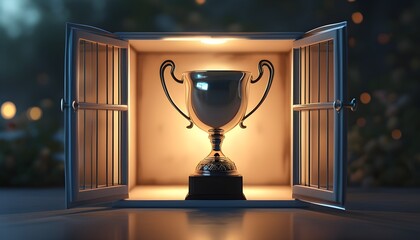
[334,98,357,112]
[345,98,358,112]
[60,98,64,112]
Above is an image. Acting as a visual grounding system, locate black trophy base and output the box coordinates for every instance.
[185,175,246,200]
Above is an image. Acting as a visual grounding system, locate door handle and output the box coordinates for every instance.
[334,98,357,112]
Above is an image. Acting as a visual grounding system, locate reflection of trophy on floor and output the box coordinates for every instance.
[160,60,274,200]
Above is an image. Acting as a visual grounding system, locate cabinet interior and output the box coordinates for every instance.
[127,38,294,200]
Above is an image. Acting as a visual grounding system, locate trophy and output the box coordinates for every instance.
[160,60,274,200]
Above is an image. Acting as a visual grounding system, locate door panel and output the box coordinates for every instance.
[64,23,128,208]
[292,22,347,208]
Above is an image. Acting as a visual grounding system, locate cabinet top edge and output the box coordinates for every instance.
[115,32,304,40]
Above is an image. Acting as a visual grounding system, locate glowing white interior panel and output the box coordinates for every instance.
[128,39,294,53]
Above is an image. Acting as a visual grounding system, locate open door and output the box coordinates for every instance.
[292,22,351,209]
[63,23,128,208]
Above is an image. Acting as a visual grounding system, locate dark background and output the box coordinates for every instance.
[0,0,419,187]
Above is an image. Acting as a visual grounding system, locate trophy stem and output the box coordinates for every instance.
[193,129,239,176]
[209,129,225,156]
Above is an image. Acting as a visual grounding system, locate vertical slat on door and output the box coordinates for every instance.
[116,47,120,185]
[105,44,109,187]
[87,40,96,189]
[317,43,322,189]
[319,42,327,189]
[307,46,311,187]
[97,43,106,188]
[323,41,331,190]
[78,40,86,190]
[328,40,335,191]
[113,46,120,185]
[299,46,305,185]
[94,43,100,188]
[117,47,121,185]
[309,44,317,187]
[111,46,115,186]
[300,46,308,186]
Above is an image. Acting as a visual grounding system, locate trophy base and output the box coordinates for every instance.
[185,175,246,200]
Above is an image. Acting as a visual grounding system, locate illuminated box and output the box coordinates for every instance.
[62,22,355,209]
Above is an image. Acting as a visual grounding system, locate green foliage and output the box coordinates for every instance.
[347,1,420,187]
[0,119,64,187]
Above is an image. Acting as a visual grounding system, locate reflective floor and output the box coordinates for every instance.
[0,188,419,240]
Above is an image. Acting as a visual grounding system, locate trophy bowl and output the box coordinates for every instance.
[160,60,274,200]
[185,70,251,177]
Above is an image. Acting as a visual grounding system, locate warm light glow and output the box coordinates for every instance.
[243,186,292,200]
[352,12,364,24]
[200,38,229,45]
[27,106,42,121]
[356,117,366,127]
[391,129,402,140]
[136,53,288,186]
[360,92,371,104]
[130,186,187,200]
[163,37,205,41]
[347,0,356,2]
[195,0,206,5]
[1,101,16,119]
[129,185,292,200]
[163,37,235,45]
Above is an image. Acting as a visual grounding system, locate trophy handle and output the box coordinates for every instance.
[240,59,274,129]
[160,60,194,129]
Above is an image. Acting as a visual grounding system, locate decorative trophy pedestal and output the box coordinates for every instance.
[186,175,245,200]
[160,59,274,200]
[186,129,246,200]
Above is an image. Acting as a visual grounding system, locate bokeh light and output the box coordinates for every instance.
[348,37,356,48]
[356,117,366,127]
[0,0,41,38]
[352,12,364,24]
[40,98,54,108]
[356,117,367,127]
[360,92,371,104]
[1,101,17,119]
[27,106,42,121]
[195,0,206,5]
[391,129,402,140]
